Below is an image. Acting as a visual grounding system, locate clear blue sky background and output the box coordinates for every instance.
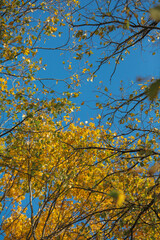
[36,33,160,124]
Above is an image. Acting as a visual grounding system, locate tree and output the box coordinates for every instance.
[1,114,160,240]
[0,0,160,239]
[0,0,79,137]
[69,0,160,78]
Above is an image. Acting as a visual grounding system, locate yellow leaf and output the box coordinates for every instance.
[1,85,5,91]
[117,191,125,207]
[109,190,125,207]
[24,48,30,55]
[68,64,72,70]
[82,68,87,73]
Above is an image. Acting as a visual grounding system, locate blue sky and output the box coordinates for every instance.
[35,32,160,124]
[28,0,160,126]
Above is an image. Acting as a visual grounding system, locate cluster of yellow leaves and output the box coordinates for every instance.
[0,114,159,239]
[0,0,81,136]
[0,78,7,91]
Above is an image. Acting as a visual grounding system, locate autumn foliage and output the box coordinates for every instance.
[0,0,160,239]
[1,114,160,239]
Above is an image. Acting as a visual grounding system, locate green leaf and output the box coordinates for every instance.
[145,79,160,101]
[109,189,119,199]
[150,5,160,21]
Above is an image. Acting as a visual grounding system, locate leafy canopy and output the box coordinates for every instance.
[0,0,160,240]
